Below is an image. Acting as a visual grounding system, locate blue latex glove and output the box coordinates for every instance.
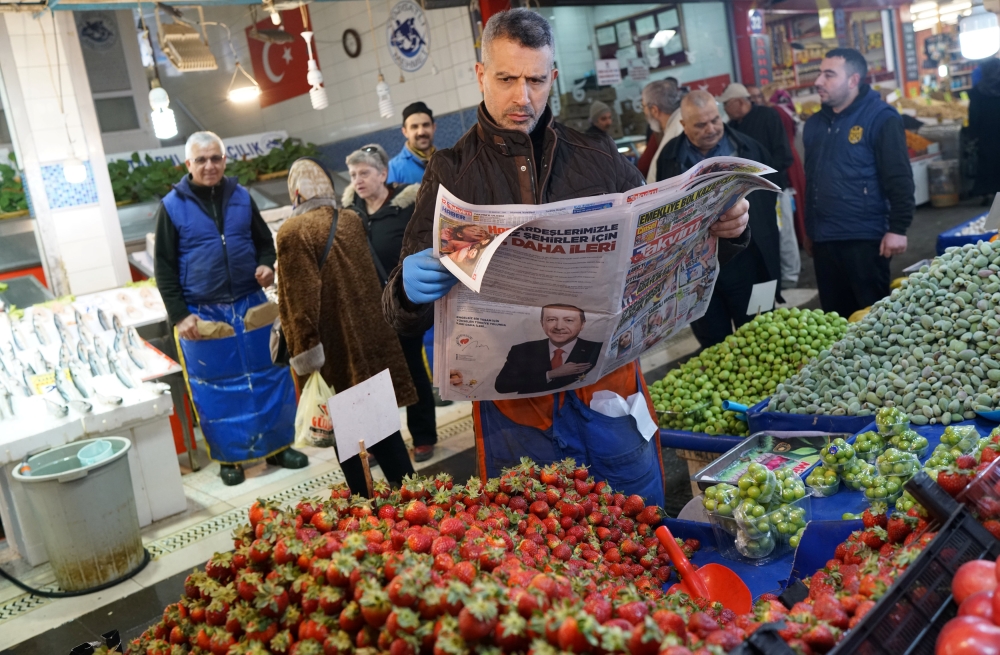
[402,248,460,304]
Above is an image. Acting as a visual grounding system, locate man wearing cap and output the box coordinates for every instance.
[387,102,437,185]
[587,101,614,135]
[719,82,800,288]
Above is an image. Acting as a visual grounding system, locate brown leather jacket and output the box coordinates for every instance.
[382,103,749,335]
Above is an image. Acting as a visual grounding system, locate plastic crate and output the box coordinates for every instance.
[729,472,1000,655]
[828,472,1000,655]
[935,212,994,256]
[746,399,877,436]
[958,454,1000,519]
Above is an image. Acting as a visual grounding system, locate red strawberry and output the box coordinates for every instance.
[957,454,977,469]
[938,468,973,497]
[457,597,498,641]
[403,501,429,526]
[886,515,913,544]
[862,503,888,529]
[860,527,887,550]
[802,623,838,653]
[983,519,1000,540]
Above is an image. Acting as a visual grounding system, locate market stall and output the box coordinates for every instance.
[0,300,186,565]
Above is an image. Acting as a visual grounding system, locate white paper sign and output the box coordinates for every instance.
[628,58,650,82]
[328,369,401,463]
[596,59,623,86]
[746,280,778,316]
[987,194,1000,232]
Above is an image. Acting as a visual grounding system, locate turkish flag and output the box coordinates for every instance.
[245,7,318,108]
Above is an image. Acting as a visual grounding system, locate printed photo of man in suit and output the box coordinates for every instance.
[494,304,603,395]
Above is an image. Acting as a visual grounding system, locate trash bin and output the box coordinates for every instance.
[12,437,144,591]
[929,159,960,207]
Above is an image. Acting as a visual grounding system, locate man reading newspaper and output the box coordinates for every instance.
[383,9,751,506]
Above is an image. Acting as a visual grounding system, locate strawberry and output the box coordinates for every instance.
[860,527,887,550]
[255,582,289,619]
[983,519,1000,540]
[862,503,887,529]
[403,501,429,526]
[938,467,973,497]
[802,623,838,653]
[457,596,498,641]
[886,515,913,544]
[957,454,977,469]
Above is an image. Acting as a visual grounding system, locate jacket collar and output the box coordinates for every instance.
[475,102,554,156]
[662,124,749,162]
[173,175,238,216]
[818,84,875,123]
[342,182,419,214]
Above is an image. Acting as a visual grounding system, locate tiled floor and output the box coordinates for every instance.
[0,400,474,652]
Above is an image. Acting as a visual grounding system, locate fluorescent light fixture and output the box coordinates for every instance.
[913,17,940,30]
[649,29,676,49]
[618,146,630,153]
[960,4,1000,59]
[915,9,941,19]
[909,1,939,13]
[63,157,88,184]
[940,2,973,12]
[938,63,949,76]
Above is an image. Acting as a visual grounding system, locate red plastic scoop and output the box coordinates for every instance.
[655,525,753,614]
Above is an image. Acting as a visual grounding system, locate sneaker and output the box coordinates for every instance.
[266,448,309,469]
[413,445,435,462]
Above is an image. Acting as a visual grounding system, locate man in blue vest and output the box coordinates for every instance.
[387,102,437,185]
[154,131,306,485]
[804,48,914,318]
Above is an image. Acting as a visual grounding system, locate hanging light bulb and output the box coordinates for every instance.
[376,74,394,119]
[148,83,178,139]
[960,3,1000,59]
[270,9,282,25]
[228,61,261,103]
[63,157,88,185]
[301,31,328,110]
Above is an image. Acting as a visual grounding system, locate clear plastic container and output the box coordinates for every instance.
[709,495,811,565]
[806,465,840,497]
[853,430,886,463]
[876,407,910,437]
[841,461,875,491]
[939,425,980,455]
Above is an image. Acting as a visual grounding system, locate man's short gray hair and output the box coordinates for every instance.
[345,143,389,172]
[481,8,553,68]
[185,131,225,161]
[642,79,682,114]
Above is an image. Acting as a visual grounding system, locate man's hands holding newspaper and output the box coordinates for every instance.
[709,198,750,240]
[403,248,460,304]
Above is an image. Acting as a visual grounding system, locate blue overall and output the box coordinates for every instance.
[178,290,297,465]
[476,370,665,507]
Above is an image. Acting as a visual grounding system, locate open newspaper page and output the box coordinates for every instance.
[432,158,779,401]
[598,172,779,379]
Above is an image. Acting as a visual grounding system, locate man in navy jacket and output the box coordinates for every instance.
[804,48,914,318]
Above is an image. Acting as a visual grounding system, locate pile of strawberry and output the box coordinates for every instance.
[117,458,803,655]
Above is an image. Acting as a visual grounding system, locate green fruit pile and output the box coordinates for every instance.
[737,462,778,502]
[768,241,1000,424]
[701,482,739,516]
[888,429,930,457]
[653,307,848,435]
[841,459,875,491]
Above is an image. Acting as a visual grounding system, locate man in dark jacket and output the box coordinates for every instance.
[383,9,751,501]
[720,82,800,287]
[655,90,780,348]
[155,131,305,485]
[805,48,914,317]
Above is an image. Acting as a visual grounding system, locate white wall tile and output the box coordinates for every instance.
[51,205,104,242]
[59,236,113,274]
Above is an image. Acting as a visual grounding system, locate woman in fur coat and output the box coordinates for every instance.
[276,152,425,496]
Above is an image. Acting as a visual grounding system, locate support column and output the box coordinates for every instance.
[0,11,130,297]
[730,0,757,86]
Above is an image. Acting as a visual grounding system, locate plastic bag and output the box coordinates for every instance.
[294,372,335,448]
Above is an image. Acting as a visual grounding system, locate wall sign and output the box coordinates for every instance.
[596,59,623,86]
[386,0,430,73]
[106,131,290,169]
[750,34,773,87]
[901,22,919,83]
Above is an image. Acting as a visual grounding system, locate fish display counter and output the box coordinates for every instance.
[0,299,186,566]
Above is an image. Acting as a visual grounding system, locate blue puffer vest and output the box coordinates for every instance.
[162,176,260,305]
[803,86,901,243]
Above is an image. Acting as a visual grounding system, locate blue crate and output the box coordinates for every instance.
[936,211,994,255]
[746,398,876,435]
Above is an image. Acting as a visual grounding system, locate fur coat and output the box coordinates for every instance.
[275,199,418,407]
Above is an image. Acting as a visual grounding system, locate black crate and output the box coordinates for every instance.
[828,473,1000,655]
[727,473,1000,655]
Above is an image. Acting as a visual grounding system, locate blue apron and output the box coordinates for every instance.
[177,290,297,465]
[476,369,665,508]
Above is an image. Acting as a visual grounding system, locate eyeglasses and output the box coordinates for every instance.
[361,146,379,153]
[193,155,225,165]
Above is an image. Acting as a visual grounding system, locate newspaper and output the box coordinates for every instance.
[432,156,779,401]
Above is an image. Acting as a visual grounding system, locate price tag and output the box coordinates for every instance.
[746,280,778,316]
[329,369,401,463]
